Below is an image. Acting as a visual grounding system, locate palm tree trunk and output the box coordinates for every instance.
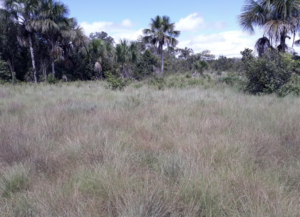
[28,35,37,83]
[40,59,48,81]
[51,59,55,78]
[280,33,286,53]
[7,60,16,83]
[121,63,125,80]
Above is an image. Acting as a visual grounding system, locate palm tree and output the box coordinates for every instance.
[0,9,19,82]
[143,15,180,75]
[32,0,71,78]
[85,38,114,79]
[4,0,39,83]
[59,19,88,72]
[115,39,139,79]
[193,60,208,76]
[255,36,273,57]
[239,0,300,54]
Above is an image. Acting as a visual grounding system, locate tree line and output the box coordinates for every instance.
[0,0,248,84]
[1,0,300,88]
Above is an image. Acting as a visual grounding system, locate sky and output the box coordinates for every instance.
[3,0,300,57]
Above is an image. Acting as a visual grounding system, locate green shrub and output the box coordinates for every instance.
[132,83,143,89]
[105,72,130,90]
[149,77,166,90]
[0,58,12,83]
[243,51,293,94]
[47,74,58,84]
[166,76,186,88]
[277,74,300,97]
[219,73,244,86]
[185,74,191,78]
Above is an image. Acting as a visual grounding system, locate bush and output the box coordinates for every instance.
[105,72,130,90]
[185,74,191,78]
[219,72,244,86]
[167,76,186,88]
[149,77,166,90]
[277,74,300,97]
[0,58,12,83]
[47,74,58,84]
[243,51,293,94]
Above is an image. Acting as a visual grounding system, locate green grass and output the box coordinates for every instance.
[0,80,300,216]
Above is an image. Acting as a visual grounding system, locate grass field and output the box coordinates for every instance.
[1,81,300,216]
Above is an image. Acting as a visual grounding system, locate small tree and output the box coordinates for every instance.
[242,50,293,94]
[133,49,158,80]
[193,60,208,75]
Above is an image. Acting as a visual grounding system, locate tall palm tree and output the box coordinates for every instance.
[59,18,88,71]
[239,0,300,54]
[0,9,19,82]
[4,0,39,83]
[143,16,180,75]
[32,0,71,78]
[115,39,139,79]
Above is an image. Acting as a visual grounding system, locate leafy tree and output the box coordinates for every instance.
[243,50,293,94]
[198,50,215,61]
[143,15,180,76]
[133,49,158,80]
[177,47,193,59]
[240,48,254,63]
[89,31,114,45]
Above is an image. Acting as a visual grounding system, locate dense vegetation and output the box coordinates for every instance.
[1,0,300,96]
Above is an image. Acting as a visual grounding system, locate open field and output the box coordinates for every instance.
[1,81,300,216]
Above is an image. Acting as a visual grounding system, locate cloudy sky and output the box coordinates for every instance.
[53,0,300,57]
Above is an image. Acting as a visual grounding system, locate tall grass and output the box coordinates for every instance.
[0,81,300,216]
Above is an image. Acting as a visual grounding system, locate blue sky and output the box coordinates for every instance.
[4,0,297,57]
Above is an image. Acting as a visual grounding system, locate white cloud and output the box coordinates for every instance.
[80,21,114,35]
[176,13,204,31]
[80,19,143,41]
[80,20,143,42]
[190,33,226,44]
[122,19,132,28]
[178,31,260,57]
[110,28,144,42]
[178,30,300,57]
[175,13,227,32]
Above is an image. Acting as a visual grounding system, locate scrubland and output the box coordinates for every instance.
[1,80,300,216]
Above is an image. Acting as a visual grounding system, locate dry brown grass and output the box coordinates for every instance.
[1,81,300,216]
